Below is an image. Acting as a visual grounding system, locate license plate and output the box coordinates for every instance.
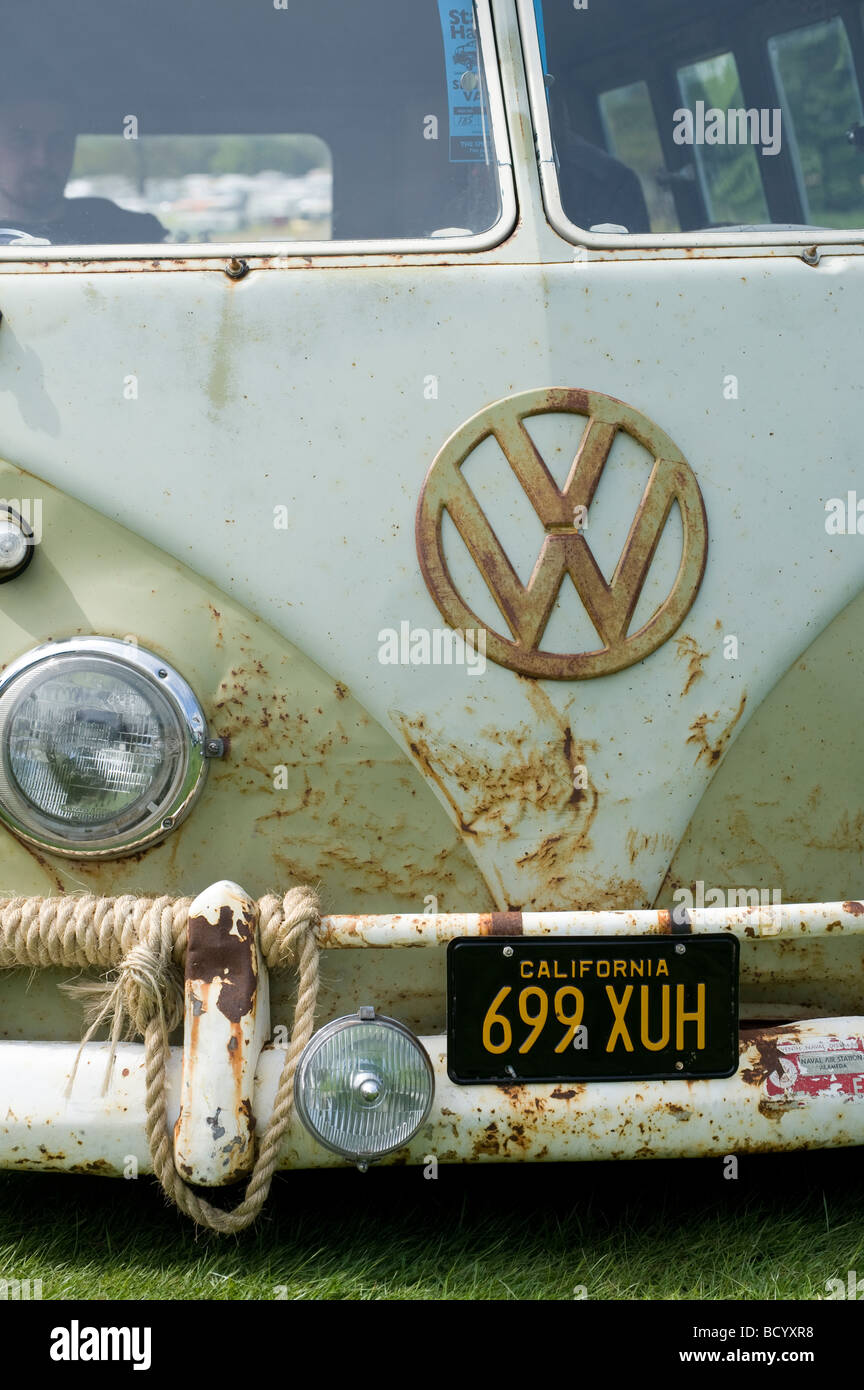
[446,935,739,1083]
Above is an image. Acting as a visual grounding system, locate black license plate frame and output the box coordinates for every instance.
[446,934,739,1084]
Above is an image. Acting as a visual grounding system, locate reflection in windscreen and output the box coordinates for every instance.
[534,0,864,235]
[69,135,333,243]
[0,1,501,247]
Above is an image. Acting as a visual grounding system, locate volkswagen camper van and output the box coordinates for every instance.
[0,0,862,1228]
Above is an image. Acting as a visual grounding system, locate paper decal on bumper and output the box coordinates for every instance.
[764,1036,864,1101]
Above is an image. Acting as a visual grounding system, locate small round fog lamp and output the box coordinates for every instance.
[295,1010,434,1165]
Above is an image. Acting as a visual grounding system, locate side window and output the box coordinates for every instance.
[528,0,864,239]
[676,53,771,226]
[0,0,508,250]
[598,83,680,232]
[768,18,864,227]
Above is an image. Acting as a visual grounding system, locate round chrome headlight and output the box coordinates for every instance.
[295,1010,435,1166]
[0,637,211,858]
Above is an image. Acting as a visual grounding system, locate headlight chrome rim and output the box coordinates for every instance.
[295,1011,435,1164]
[0,504,35,583]
[0,636,210,859]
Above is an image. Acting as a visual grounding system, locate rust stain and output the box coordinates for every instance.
[0,249,502,278]
[278,840,487,910]
[515,833,564,871]
[574,874,648,912]
[34,615,494,913]
[758,1096,788,1120]
[843,901,864,916]
[805,813,864,853]
[739,1024,801,1089]
[503,1122,531,1152]
[186,905,257,1023]
[497,1082,528,1104]
[208,603,224,648]
[626,828,676,866]
[477,911,524,936]
[675,633,710,697]
[394,711,600,903]
[687,692,748,767]
[472,1122,501,1158]
[18,839,67,894]
[227,1020,246,1097]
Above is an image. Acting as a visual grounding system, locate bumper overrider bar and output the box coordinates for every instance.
[0,881,862,1232]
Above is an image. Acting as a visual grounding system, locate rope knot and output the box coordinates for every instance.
[259,885,322,968]
[113,942,185,1039]
[43,885,322,1231]
[63,903,186,1094]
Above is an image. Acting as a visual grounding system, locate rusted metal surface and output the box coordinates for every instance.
[0,899,860,1056]
[314,900,864,947]
[392,699,621,913]
[369,1019,864,1165]
[686,693,748,768]
[3,250,861,920]
[0,242,530,276]
[415,387,709,680]
[275,1015,864,1164]
[477,911,524,936]
[3,241,859,277]
[174,881,268,1186]
[273,901,864,1034]
[2,1017,863,1174]
[0,460,494,914]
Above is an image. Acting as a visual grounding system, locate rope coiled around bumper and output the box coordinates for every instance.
[0,888,321,1234]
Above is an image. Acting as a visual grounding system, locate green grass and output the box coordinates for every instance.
[0,1147,862,1300]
